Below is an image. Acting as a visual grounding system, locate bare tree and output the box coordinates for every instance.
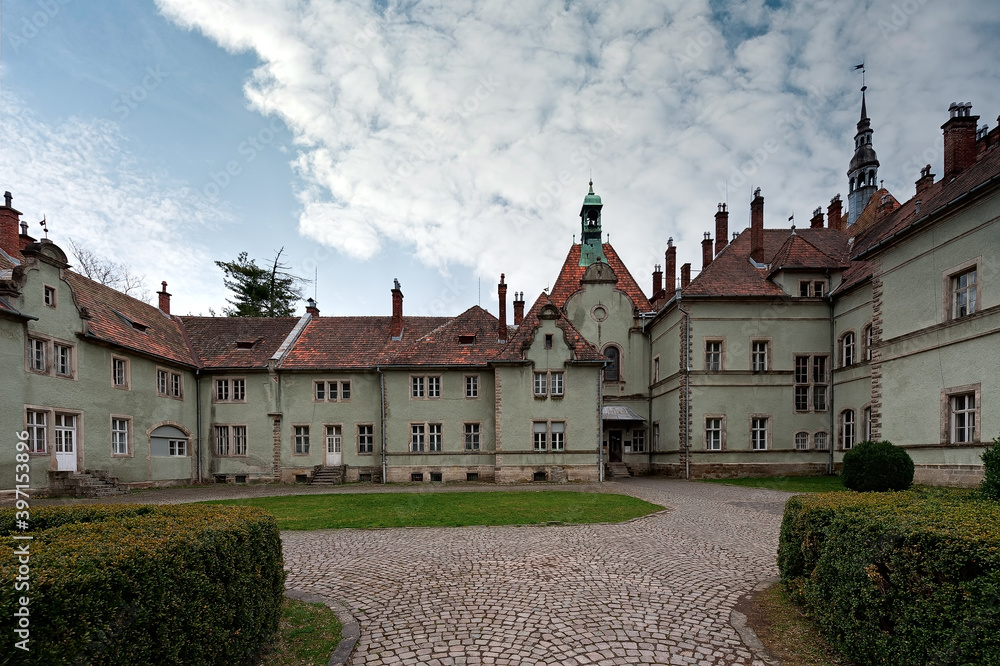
[67,238,151,302]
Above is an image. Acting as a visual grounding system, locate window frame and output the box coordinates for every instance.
[27,336,46,373]
[292,424,311,456]
[794,431,810,451]
[313,379,352,403]
[357,424,375,454]
[602,344,622,382]
[751,339,770,372]
[110,415,132,457]
[212,424,248,457]
[43,284,57,308]
[704,415,725,451]
[631,427,645,453]
[704,339,724,372]
[25,409,47,454]
[464,422,481,451]
[111,355,131,390]
[839,331,856,368]
[750,415,770,451]
[652,355,660,383]
[813,431,829,451]
[941,384,981,445]
[465,374,480,399]
[155,368,184,399]
[862,323,873,362]
[943,258,981,322]
[839,409,856,450]
[409,374,441,400]
[793,354,829,413]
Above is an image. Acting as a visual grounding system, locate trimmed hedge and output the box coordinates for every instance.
[841,440,914,492]
[0,504,285,665]
[779,489,1000,666]
[981,435,1000,501]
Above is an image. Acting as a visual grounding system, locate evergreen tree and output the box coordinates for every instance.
[214,248,304,317]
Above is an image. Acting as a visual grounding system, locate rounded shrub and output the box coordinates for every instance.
[980,435,1000,501]
[841,440,914,492]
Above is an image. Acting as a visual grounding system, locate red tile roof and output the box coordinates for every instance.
[499,292,603,363]
[64,271,197,367]
[549,244,651,311]
[278,315,450,370]
[385,306,512,366]
[768,233,845,276]
[853,146,1000,259]
[180,317,301,369]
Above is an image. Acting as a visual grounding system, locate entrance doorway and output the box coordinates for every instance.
[55,413,77,472]
[608,429,623,463]
[325,425,342,466]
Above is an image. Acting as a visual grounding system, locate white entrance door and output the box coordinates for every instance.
[325,425,342,466]
[55,413,78,472]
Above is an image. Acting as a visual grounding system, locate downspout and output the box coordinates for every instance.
[195,368,202,484]
[827,288,836,476]
[640,312,656,467]
[598,366,604,482]
[677,300,692,480]
[378,367,387,483]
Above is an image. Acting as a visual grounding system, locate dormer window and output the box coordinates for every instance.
[458,334,476,345]
[113,309,149,333]
[43,285,56,307]
[235,340,257,350]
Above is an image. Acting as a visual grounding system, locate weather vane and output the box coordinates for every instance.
[39,216,49,239]
[854,62,866,89]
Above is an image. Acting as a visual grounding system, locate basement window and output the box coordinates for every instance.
[466,472,479,482]
[359,473,372,483]
[533,471,547,482]
[430,472,443,482]
[411,473,424,482]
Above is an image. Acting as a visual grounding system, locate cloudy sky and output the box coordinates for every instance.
[2,0,999,317]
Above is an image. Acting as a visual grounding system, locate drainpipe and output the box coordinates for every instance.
[195,368,202,484]
[677,301,692,480]
[598,367,604,482]
[378,367,387,483]
[827,287,836,476]
[640,312,656,467]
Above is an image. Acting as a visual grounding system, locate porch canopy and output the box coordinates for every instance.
[601,405,646,424]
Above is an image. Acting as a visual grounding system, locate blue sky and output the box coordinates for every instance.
[2,0,999,317]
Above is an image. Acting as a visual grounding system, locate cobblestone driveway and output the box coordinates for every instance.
[283,478,792,666]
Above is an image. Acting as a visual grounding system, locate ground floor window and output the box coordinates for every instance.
[533,421,565,451]
[750,416,769,451]
[631,428,645,453]
[705,418,722,451]
[294,425,310,455]
[840,410,856,450]
[794,431,809,450]
[464,423,480,451]
[26,410,46,453]
[111,417,130,456]
[358,425,374,454]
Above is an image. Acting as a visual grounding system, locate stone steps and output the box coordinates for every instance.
[606,462,632,479]
[310,465,345,485]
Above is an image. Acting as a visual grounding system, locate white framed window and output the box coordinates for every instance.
[410,375,440,399]
[705,418,722,451]
[534,372,547,395]
[169,372,182,398]
[533,421,547,451]
[839,332,856,367]
[428,423,442,452]
[631,427,645,453]
[43,285,56,307]
[863,324,873,362]
[952,268,978,318]
[705,340,723,372]
[794,354,828,412]
[157,369,168,395]
[357,424,374,454]
[799,280,827,297]
[534,371,564,397]
[28,337,46,372]
[464,423,481,451]
[168,438,187,456]
[862,406,873,442]
[750,416,769,451]
[111,417,130,456]
[794,431,809,450]
[112,356,130,389]
[840,410,856,450]
[465,375,479,399]
[411,423,425,452]
[53,344,72,377]
[54,413,76,456]
[411,376,424,398]
[26,410,47,454]
[428,376,441,398]
[751,340,769,372]
[213,425,248,456]
[214,377,246,402]
[951,394,976,443]
[293,425,310,455]
[551,422,565,451]
[550,372,564,396]
[813,432,828,451]
[325,424,342,455]
[653,356,660,383]
[315,380,352,402]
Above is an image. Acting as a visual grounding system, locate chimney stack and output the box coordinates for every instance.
[750,188,764,264]
[680,262,691,289]
[305,297,319,317]
[157,281,172,315]
[497,274,508,343]
[665,238,677,291]
[390,279,404,339]
[0,191,23,261]
[942,102,979,181]
[701,232,713,270]
[513,291,525,326]
[810,207,824,228]
[714,203,729,255]
[652,264,662,297]
[915,164,935,195]
[827,195,843,231]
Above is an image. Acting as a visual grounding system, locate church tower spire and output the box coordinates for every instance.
[847,86,880,226]
[579,179,607,266]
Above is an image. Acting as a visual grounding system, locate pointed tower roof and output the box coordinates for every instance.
[578,180,606,266]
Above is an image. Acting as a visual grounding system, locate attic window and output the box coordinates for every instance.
[458,334,476,345]
[113,309,149,333]
[235,340,257,350]
[544,334,553,349]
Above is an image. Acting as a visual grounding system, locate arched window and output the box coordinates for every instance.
[862,324,873,361]
[813,432,828,451]
[849,177,855,193]
[840,332,856,367]
[794,432,809,450]
[840,410,856,450]
[603,346,620,382]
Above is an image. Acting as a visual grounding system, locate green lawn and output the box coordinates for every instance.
[260,597,342,666]
[203,491,663,530]
[700,475,846,493]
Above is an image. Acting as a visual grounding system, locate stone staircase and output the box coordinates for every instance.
[606,462,632,479]
[310,465,346,485]
[53,470,130,498]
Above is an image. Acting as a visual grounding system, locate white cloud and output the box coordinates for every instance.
[154,0,1000,296]
[0,96,232,315]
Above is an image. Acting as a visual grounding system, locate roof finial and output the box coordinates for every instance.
[588,178,594,195]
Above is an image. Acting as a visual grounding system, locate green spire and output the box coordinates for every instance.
[579,180,606,266]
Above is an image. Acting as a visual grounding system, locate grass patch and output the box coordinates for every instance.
[737,583,856,666]
[259,597,342,666]
[202,491,662,530]
[701,475,845,493]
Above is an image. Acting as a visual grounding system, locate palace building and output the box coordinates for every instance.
[3,96,998,494]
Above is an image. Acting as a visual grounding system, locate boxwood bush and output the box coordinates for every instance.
[980,435,1000,501]
[779,488,1000,666]
[0,504,285,665]
[841,440,914,492]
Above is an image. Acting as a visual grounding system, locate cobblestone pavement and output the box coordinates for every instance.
[283,478,793,666]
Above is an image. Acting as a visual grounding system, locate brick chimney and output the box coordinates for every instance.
[714,203,729,255]
[305,297,319,317]
[915,164,935,195]
[157,281,172,314]
[665,238,676,291]
[827,194,843,232]
[0,191,23,261]
[651,264,662,297]
[497,274,508,343]
[390,279,404,339]
[513,291,525,326]
[680,262,691,289]
[750,188,764,264]
[941,102,979,181]
[701,232,713,270]
[810,207,824,228]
